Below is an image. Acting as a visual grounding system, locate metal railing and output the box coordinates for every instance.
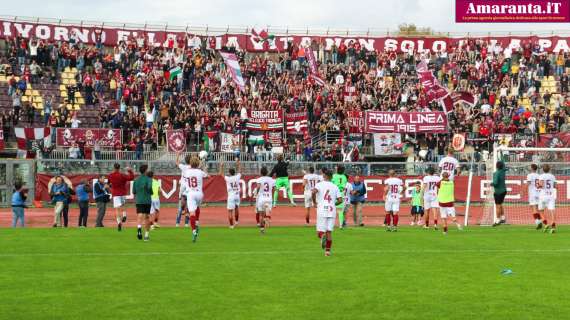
[41,149,298,162]
[36,159,487,176]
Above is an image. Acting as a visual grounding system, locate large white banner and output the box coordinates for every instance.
[373,133,403,156]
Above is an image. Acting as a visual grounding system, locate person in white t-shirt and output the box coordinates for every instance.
[538,164,557,234]
[220,159,242,229]
[421,167,442,230]
[254,167,276,234]
[383,170,403,232]
[438,147,460,181]
[176,152,208,242]
[524,164,543,229]
[312,169,342,257]
[302,166,323,226]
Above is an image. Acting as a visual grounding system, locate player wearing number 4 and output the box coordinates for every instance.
[312,169,343,257]
[303,166,322,225]
[220,159,242,229]
[176,152,208,242]
[437,172,463,235]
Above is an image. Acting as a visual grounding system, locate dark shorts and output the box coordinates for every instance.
[494,192,507,205]
[411,206,424,216]
[136,204,151,214]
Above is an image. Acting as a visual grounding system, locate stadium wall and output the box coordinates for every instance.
[35,174,567,203]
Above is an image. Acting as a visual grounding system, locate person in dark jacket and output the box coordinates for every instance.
[11,181,28,228]
[350,175,367,227]
[491,161,507,226]
[76,179,92,227]
[61,186,76,228]
[270,154,295,206]
[50,176,69,228]
[93,175,111,227]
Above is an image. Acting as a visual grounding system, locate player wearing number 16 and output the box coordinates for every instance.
[312,169,343,257]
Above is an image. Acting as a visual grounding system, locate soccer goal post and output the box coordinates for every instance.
[478,146,570,226]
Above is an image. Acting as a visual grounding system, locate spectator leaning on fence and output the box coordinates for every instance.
[11,181,27,228]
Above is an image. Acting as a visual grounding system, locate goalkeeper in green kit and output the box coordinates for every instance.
[270,154,296,206]
[332,165,348,228]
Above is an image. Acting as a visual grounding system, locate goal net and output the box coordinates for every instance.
[479,147,570,226]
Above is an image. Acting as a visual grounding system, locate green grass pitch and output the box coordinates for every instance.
[0,226,568,319]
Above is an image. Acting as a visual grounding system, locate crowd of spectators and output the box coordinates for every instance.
[2,33,570,162]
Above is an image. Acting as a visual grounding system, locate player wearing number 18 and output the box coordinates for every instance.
[312,169,343,256]
[176,153,209,242]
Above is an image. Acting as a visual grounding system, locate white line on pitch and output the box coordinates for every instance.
[0,248,569,257]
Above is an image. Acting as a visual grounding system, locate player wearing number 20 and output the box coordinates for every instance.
[312,169,343,256]
[303,167,322,226]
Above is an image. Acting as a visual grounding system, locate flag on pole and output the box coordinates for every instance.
[416,62,474,114]
[220,52,246,92]
[306,47,326,86]
[14,127,51,158]
[168,66,182,81]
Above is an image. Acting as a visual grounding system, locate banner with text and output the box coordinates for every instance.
[246,110,284,131]
[456,0,570,23]
[56,128,122,148]
[365,111,448,133]
[7,20,570,52]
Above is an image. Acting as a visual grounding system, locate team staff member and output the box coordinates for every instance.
[270,155,296,206]
[133,165,153,241]
[76,179,92,227]
[108,163,135,231]
[350,175,366,227]
[94,175,111,228]
[491,161,507,226]
[11,182,27,228]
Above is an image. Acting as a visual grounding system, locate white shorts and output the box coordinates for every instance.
[186,192,203,212]
[385,199,400,213]
[316,215,336,232]
[538,197,555,211]
[227,194,240,210]
[424,196,439,210]
[256,198,272,213]
[439,207,456,218]
[150,199,160,214]
[304,191,314,208]
[113,196,126,208]
[529,194,540,206]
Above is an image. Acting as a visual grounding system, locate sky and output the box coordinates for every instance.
[3,0,570,34]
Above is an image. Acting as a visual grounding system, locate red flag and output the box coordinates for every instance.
[0,129,4,151]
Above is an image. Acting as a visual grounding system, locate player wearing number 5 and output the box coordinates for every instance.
[312,169,343,256]
[176,152,209,242]
[220,159,242,229]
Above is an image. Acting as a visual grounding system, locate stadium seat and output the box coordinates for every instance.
[73,104,81,110]
[66,104,73,110]
[64,67,71,73]
[59,84,67,91]
[26,83,31,89]
[21,96,29,102]
[0,75,6,82]
[74,91,81,98]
